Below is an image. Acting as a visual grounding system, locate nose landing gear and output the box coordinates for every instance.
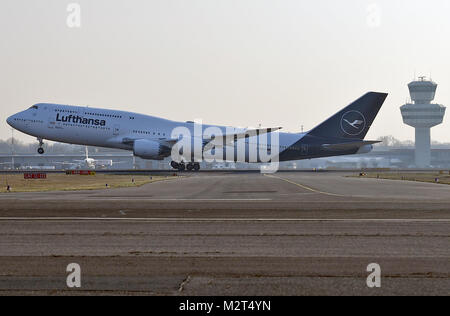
[37,138,45,155]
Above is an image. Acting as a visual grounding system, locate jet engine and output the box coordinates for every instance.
[133,139,170,160]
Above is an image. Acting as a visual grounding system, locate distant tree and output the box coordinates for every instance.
[376,135,450,148]
[377,135,403,147]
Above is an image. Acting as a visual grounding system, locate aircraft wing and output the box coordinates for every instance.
[203,127,283,148]
[124,127,282,149]
[321,140,381,151]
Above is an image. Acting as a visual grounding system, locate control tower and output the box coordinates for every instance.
[400,77,446,168]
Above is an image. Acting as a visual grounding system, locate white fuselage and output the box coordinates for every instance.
[7,103,304,162]
[8,92,387,166]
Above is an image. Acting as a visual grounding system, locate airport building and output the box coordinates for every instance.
[2,145,450,171]
[2,151,450,171]
[400,77,446,168]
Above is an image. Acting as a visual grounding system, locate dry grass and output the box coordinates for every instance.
[356,172,450,185]
[0,173,173,193]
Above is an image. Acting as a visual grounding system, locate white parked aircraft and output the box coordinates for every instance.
[56,147,126,169]
[7,92,388,171]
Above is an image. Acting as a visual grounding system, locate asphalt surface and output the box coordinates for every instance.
[0,171,449,296]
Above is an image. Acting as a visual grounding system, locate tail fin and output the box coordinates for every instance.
[307,92,388,140]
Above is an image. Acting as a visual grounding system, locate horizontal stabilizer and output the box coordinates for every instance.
[321,140,380,151]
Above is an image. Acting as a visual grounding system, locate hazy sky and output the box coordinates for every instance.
[1,0,449,143]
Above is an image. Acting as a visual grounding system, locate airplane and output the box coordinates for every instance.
[55,147,127,169]
[6,92,388,171]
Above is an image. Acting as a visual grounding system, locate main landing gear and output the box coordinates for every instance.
[37,138,45,155]
[171,161,200,172]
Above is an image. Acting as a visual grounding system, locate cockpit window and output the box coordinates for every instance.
[29,105,38,110]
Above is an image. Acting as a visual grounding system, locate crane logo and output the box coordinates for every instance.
[341,111,366,136]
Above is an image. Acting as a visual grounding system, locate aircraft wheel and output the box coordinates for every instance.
[170,161,179,169]
[38,148,45,155]
[193,163,200,172]
[178,163,185,171]
[186,163,194,171]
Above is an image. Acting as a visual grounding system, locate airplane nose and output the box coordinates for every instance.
[6,115,14,126]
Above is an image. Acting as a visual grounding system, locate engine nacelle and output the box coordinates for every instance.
[133,139,170,160]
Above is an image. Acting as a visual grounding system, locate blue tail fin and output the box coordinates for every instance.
[307,92,388,140]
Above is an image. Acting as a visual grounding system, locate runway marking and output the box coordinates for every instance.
[87,198,273,202]
[0,197,272,202]
[0,217,449,223]
[264,174,346,197]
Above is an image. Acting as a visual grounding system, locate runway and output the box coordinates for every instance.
[0,171,449,295]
